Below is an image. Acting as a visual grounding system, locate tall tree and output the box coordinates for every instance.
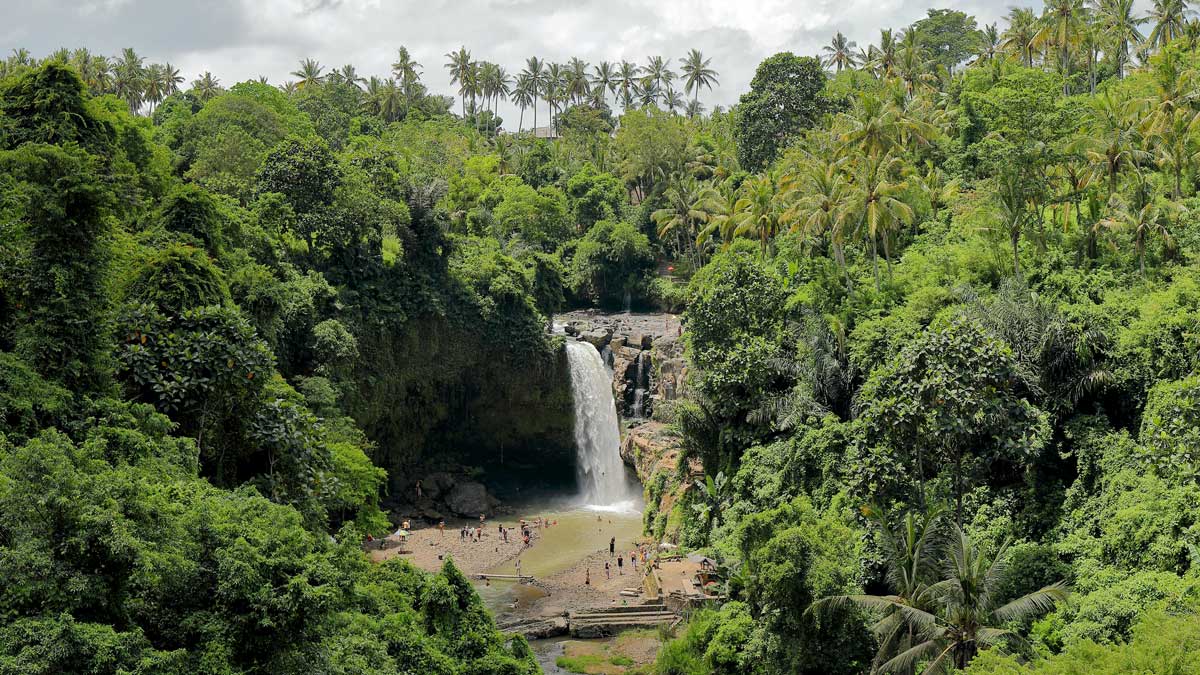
[1093,0,1148,77]
[290,58,325,89]
[391,46,423,112]
[444,46,473,117]
[680,48,719,108]
[522,56,545,131]
[823,32,860,72]
[1147,0,1192,51]
[1001,7,1039,67]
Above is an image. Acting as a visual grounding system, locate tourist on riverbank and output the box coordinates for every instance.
[585,568,590,586]
[609,536,615,557]
[605,561,611,579]
[617,554,624,575]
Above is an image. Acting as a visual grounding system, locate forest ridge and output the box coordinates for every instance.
[2,0,1200,674]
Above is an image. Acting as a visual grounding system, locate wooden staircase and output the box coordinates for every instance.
[568,603,677,638]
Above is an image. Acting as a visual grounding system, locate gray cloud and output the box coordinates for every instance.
[0,1,1155,128]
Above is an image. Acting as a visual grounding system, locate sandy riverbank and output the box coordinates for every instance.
[369,520,531,575]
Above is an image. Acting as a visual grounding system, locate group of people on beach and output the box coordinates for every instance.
[586,538,650,585]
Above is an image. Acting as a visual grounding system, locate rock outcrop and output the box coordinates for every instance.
[445,481,498,517]
[620,421,701,545]
[555,310,685,420]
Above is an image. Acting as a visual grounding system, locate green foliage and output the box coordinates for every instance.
[125,244,230,314]
[965,607,1200,674]
[0,143,114,392]
[565,164,626,229]
[568,219,655,308]
[735,53,833,171]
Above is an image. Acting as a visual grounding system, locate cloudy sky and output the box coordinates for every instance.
[0,1,1141,127]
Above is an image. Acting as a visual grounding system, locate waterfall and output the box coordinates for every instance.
[566,341,633,507]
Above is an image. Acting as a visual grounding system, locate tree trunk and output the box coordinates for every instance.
[1011,227,1022,282]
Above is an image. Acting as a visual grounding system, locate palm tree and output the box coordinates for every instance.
[279,81,298,95]
[652,177,707,268]
[732,172,788,255]
[851,152,913,287]
[143,64,166,112]
[114,47,145,114]
[617,60,639,112]
[444,47,473,117]
[1147,0,1192,51]
[1146,107,1198,198]
[291,58,325,89]
[972,24,1002,67]
[873,29,900,77]
[591,61,616,105]
[566,57,590,105]
[522,57,545,131]
[1106,198,1175,275]
[1069,90,1149,197]
[1001,8,1039,68]
[696,183,740,248]
[643,56,675,102]
[191,71,221,102]
[680,48,718,109]
[336,64,365,89]
[782,160,857,290]
[162,63,183,97]
[823,32,859,72]
[545,62,566,129]
[1093,0,1148,78]
[1035,0,1088,95]
[392,46,423,112]
[685,99,705,119]
[816,522,1068,674]
[513,73,534,132]
[663,85,684,114]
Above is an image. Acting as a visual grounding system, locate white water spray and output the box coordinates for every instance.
[565,341,636,508]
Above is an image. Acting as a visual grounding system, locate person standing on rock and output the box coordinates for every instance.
[609,536,615,557]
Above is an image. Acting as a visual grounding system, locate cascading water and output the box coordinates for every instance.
[565,340,635,507]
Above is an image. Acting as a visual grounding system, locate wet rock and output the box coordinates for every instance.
[445,481,497,517]
[580,329,611,350]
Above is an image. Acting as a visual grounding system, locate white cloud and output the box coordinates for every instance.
[0,1,1158,128]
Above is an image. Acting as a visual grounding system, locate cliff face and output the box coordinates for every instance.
[556,310,687,421]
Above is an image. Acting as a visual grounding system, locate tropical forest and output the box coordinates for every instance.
[2,1,1200,673]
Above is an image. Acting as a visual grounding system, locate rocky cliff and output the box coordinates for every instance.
[556,310,687,421]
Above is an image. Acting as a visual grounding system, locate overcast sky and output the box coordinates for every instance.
[0,1,1152,128]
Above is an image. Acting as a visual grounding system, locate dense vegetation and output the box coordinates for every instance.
[7,0,1200,672]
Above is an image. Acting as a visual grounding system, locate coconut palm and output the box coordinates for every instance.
[782,160,857,290]
[816,522,1068,674]
[652,177,707,268]
[850,152,913,287]
[873,29,900,77]
[1147,0,1192,51]
[522,57,545,131]
[545,61,566,129]
[617,61,639,111]
[643,56,675,101]
[113,47,145,114]
[336,64,365,89]
[663,85,684,114]
[512,73,534,132]
[1068,91,1149,199]
[1001,8,1039,67]
[1146,107,1199,198]
[732,172,789,255]
[823,31,859,72]
[391,46,422,111]
[566,57,590,105]
[696,183,740,248]
[291,58,325,89]
[1035,0,1088,95]
[680,48,718,108]
[1105,197,1176,275]
[685,99,705,119]
[191,71,222,102]
[444,47,473,117]
[1093,0,1148,77]
[591,61,617,105]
